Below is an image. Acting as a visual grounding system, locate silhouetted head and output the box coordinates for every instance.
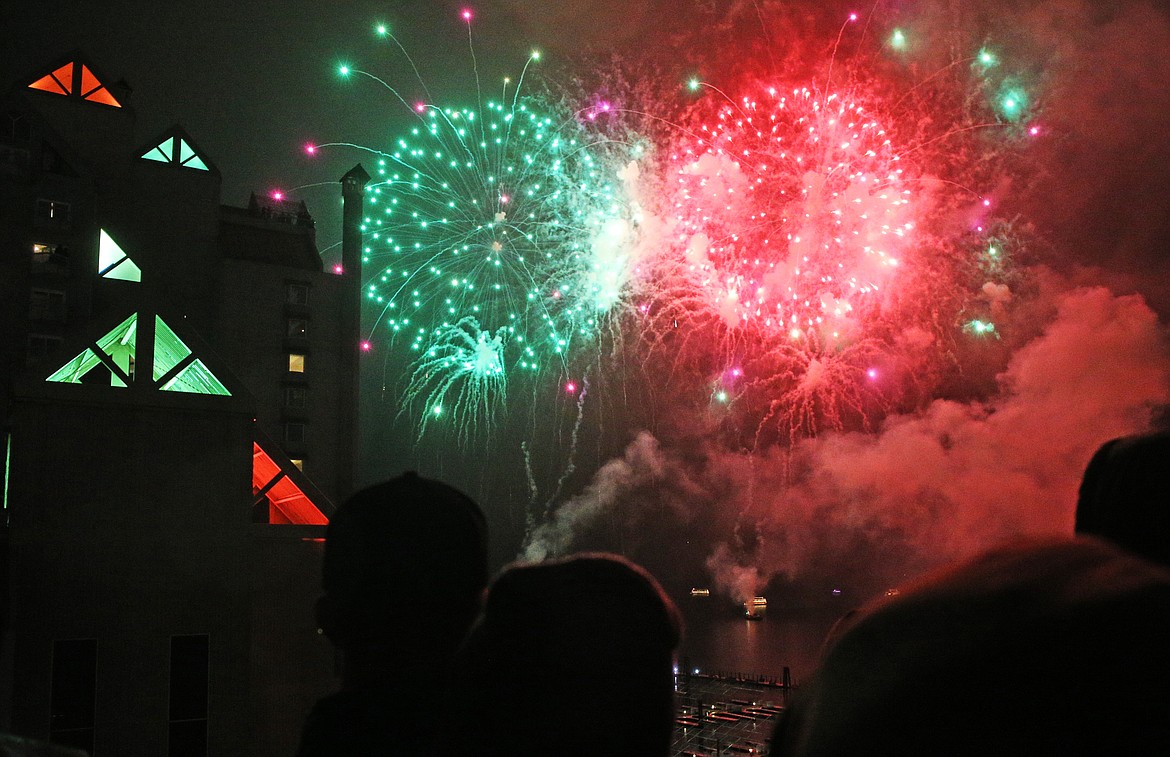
[773,538,1170,757]
[1077,430,1170,567]
[317,472,488,662]
[455,553,682,757]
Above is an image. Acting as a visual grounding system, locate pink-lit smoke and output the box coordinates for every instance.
[525,285,1170,601]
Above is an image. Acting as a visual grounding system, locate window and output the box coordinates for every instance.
[32,242,63,263]
[288,353,306,373]
[286,317,308,339]
[284,385,307,409]
[49,639,97,754]
[35,199,71,226]
[286,283,310,306]
[169,635,209,757]
[26,334,63,362]
[29,288,66,321]
[284,422,306,444]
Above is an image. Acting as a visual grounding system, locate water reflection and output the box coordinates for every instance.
[675,596,844,685]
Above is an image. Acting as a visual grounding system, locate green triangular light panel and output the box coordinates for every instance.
[47,347,104,384]
[154,315,192,380]
[46,313,136,386]
[161,359,232,396]
[95,313,138,355]
[103,258,142,283]
[98,229,141,283]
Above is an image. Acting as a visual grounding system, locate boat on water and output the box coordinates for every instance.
[743,596,767,620]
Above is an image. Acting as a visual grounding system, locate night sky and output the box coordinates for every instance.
[8,0,1170,586]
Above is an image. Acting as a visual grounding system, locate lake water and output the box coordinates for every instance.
[673,595,847,685]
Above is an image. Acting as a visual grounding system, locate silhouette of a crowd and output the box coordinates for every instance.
[291,428,1170,757]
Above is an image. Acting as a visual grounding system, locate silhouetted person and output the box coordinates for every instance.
[771,538,1170,757]
[296,472,489,757]
[1077,429,1170,567]
[447,553,682,757]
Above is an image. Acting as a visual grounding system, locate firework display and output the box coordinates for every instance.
[323,26,645,440]
[321,10,1033,447]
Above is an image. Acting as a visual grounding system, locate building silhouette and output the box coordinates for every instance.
[1,52,367,756]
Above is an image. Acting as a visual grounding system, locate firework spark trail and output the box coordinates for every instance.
[326,17,648,442]
[620,20,1033,446]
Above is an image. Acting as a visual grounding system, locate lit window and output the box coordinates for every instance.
[29,288,66,321]
[28,60,121,108]
[286,317,308,338]
[286,283,310,306]
[98,229,142,283]
[32,242,61,263]
[290,459,304,471]
[35,199,70,226]
[285,386,307,408]
[284,422,306,444]
[288,354,306,373]
[142,135,209,171]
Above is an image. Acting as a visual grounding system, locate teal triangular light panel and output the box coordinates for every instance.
[142,145,171,163]
[183,153,209,171]
[47,348,104,384]
[146,136,175,163]
[154,316,192,380]
[178,139,209,171]
[161,359,232,396]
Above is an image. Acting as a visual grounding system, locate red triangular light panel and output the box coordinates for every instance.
[29,63,73,96]
[80,65,121,107]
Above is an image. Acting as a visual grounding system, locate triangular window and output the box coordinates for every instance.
[154,316,231,396]
[252,442,328,524]
[29,63,73,96]
[141,134,209,171]
[28,61,121,108]
[47,313,137,387]
[46,312,231,396]
[98,229,142,283]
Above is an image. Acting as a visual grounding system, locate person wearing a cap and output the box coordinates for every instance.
[296,472,489,757]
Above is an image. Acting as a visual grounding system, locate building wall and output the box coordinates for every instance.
[214,256,350,505]
[2,55,354,755]
[6,392,254,756]
[248,526,333,757]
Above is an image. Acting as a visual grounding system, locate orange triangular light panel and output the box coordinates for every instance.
[79,65,121,107]
[252,443,328,525]
[29,63,73,96]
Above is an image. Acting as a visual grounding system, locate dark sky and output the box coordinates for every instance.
[8,0,1170,577]
[3,0,664,259]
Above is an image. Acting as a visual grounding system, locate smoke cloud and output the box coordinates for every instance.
[523,285,1170,602]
